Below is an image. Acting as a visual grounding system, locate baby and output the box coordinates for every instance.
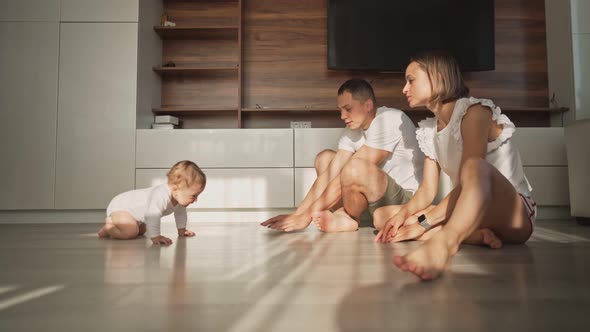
[98,160,206,245]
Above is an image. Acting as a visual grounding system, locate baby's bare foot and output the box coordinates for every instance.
[312,210,358,233]
[97,225,109,238]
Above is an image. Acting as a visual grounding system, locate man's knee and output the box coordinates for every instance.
[314,149,336,171]
[341,158,371,184]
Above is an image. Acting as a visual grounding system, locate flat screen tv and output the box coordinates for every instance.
[328,0,495,72]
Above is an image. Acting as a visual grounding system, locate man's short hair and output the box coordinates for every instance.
[338,79,377,105]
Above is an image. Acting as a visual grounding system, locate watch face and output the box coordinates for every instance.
[418,214,426,222]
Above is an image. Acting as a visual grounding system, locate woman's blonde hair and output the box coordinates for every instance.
[411,50,469,107]
[167,160,206,188]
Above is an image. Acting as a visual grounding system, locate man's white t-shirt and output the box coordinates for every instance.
[338,106,424,192]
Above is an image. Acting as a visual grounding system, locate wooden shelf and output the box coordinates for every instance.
[241,108,338,113]
[153,26,238,39]
[153,107,238,114]
[153,65,238,76]
[241,107,568,113]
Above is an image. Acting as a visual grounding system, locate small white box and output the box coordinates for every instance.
[154,115,179,125]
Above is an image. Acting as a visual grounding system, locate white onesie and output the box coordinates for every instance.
[106,183,187,239]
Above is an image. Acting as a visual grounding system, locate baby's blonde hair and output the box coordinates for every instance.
[167,160,206,189]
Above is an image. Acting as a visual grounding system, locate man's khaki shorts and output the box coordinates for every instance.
[367,174,413,216]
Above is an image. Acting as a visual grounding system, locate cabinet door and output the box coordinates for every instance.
[60,0,138,22]
[55,23,137,209]
[0,22,59,209]
[0,0,60,22]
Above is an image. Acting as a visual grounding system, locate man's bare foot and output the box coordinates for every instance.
[464,228,503,249]
[393,230,458,281]
[97,225,109,238]
[311,210,358,233]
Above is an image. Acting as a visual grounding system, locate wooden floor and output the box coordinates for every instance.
[1,220,589,332]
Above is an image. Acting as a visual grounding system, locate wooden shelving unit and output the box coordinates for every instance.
[153,0,242,128]
[148,0,562,129]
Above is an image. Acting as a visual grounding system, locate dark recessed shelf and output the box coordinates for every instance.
[241,108,338,113]
[152,66,239,76]
[153,26,238,39]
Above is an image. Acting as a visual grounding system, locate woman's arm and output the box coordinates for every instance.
[375,156,440,242]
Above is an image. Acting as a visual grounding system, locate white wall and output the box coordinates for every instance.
[571,0,590,120]
[545,0,576,126]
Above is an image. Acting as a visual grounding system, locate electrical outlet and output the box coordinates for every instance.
[290,121,311,128]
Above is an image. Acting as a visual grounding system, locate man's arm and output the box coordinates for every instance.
[294,149,354,215]
[304,144,391,213]
[262,145,391,231]
[260,149,353,229]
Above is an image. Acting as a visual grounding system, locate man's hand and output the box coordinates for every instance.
[178,228,196,237]
[260,214,289,227]
[151,235,173,246]
[261,213,311,232]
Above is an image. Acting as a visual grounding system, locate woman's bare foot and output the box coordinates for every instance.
[312,209,358,233]
[97,225,109,238]
[393,230,458,281]
[464,228,503,249]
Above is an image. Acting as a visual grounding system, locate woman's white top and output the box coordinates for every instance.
[106,183,187,239]
[416,97,533,197]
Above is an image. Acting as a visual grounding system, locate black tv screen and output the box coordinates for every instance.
[328,0,495,72]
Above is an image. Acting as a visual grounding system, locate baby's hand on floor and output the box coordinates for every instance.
[151,235,173,246]
[178,228,196,237]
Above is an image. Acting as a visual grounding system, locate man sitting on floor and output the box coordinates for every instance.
[261,79,424,232]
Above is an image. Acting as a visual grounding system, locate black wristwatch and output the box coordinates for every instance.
[418,214,432,230]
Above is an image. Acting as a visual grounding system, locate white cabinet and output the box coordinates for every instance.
[136,129,294,168]
[60,0,139,22]
[136,129,296,208]
[136,169,295,209]
[55,23,137,209]
[0,0,60,22]
[0,22,59,209]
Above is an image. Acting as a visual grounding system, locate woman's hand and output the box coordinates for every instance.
[391,223,427,242]
[374,213,407,243]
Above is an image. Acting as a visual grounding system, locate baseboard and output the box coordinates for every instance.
[536,206,572,220]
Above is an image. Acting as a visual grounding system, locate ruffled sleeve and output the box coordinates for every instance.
[451,97,516,153]
[416,117,437,160]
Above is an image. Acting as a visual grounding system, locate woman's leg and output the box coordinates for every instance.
[104,211,140,240]
[393,158,532,280]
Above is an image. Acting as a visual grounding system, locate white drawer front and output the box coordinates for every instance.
[294,128,342,167]
[137,129,294,168]
[525,166,569,206]
[294,168,317,206]
[513,128,566,166]
[136,168,294,208]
